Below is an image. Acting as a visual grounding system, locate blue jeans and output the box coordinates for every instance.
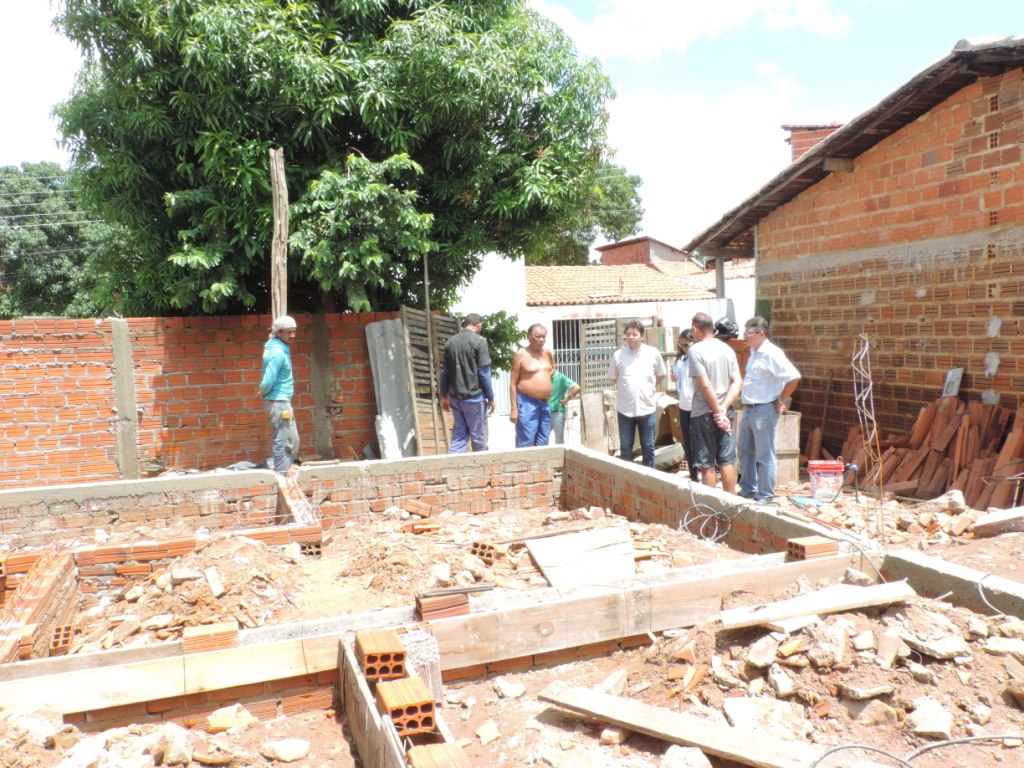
[618,411,656,468]
[515,392,552,447]
[264,399,299,473]
[550,410,567,444]
[449,397,488,453]
[738,402,780,500]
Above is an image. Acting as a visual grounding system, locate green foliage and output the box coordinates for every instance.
[290,154,433,312]
[478,310,522,372]
[531,162,644,265]
[55,0,619,316]
[0,163,116,318]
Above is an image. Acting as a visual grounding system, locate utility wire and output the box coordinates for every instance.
[1,220,106,230]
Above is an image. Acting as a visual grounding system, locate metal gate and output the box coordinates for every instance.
[580,319,620,393]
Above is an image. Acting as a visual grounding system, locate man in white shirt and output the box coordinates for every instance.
[738,316,801,501]
[608,320,666,468]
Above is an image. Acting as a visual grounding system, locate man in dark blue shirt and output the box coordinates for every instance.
[440,313,495,453]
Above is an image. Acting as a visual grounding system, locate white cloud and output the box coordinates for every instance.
[532,0,850,62]
[605,83,797,248]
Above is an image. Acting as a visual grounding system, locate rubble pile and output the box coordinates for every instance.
[444,573,1024,767]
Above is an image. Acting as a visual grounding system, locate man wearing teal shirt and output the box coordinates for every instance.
[548,371,580,445]
[259,315,300,473]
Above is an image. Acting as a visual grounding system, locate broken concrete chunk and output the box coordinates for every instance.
[856,700,899,726]
[722,696,811,741]
[204,567,226,598]
[493,677,525,699]
[998,618,1024,640]
[839,683,895,701]
[259,738,309,762]
[745,635,779,669]
[206,704,258,733]
[598,724,629,745]
[170,566,202,585]
[852,630,876,651]
[1006,679,1024,709]
[767,664,795,698]
[843,568,874,587]
[982,637,1024,657]
[907,698,953,740]
[967,617,990,638]
[901,632,970,660]
[661,744,713,767]
[140,614,174,631]
[908,662,938,684]
[476,718,501,746]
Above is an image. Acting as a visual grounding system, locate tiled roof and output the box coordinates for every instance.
[654,257,756,291]
[526,264,712,306]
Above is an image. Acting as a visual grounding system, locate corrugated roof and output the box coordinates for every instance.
[525,264,712,306]
[684,37,1024,254]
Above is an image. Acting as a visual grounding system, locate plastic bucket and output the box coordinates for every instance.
[808,460,845,501]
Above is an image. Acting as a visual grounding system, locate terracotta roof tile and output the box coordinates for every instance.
[526,264,712,306]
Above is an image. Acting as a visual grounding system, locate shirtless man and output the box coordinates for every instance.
[510,323,556,447]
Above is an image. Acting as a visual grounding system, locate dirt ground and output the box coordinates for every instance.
[4,476,1024,767]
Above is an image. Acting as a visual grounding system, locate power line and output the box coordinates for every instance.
[0,188,80,200]
[0,175,72,183]
[1,220,106,230]
[3,210,96,222]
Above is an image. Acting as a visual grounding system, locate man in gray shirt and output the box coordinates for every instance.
[688,312,742,494]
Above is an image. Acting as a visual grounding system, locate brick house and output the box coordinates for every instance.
[684,38,1024,454]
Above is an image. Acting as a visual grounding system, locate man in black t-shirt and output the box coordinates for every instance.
[440,313,495,452]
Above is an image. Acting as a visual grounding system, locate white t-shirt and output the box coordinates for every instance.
[672,355,694,411]
[608,343,667,417]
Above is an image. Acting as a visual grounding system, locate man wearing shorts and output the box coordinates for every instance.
[688,312,741,494]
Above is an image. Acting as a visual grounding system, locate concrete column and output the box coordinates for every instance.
[109,317,140,479]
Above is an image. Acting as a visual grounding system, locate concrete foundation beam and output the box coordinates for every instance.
[882,549,1024,617]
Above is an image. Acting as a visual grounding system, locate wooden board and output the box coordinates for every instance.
[525,526,635,588]
[719,581,916,630]
[538,684,825,768]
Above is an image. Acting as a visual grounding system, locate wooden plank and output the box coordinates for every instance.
[538,684,824,768]
[719,581,916,630]
[525,527,635,588]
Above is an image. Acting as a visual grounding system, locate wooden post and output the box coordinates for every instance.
[269,148,289,319]
[423,252,446,451]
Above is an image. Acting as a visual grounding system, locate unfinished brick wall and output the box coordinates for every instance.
[304,449,564,524]
[757,69,1024,452]
[562,450,817,555]
[0,474,280,547]
[0,312,394,489]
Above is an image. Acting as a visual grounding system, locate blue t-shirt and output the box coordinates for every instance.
[259,336,293,400]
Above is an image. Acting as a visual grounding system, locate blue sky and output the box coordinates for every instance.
[2,1,1018,248]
